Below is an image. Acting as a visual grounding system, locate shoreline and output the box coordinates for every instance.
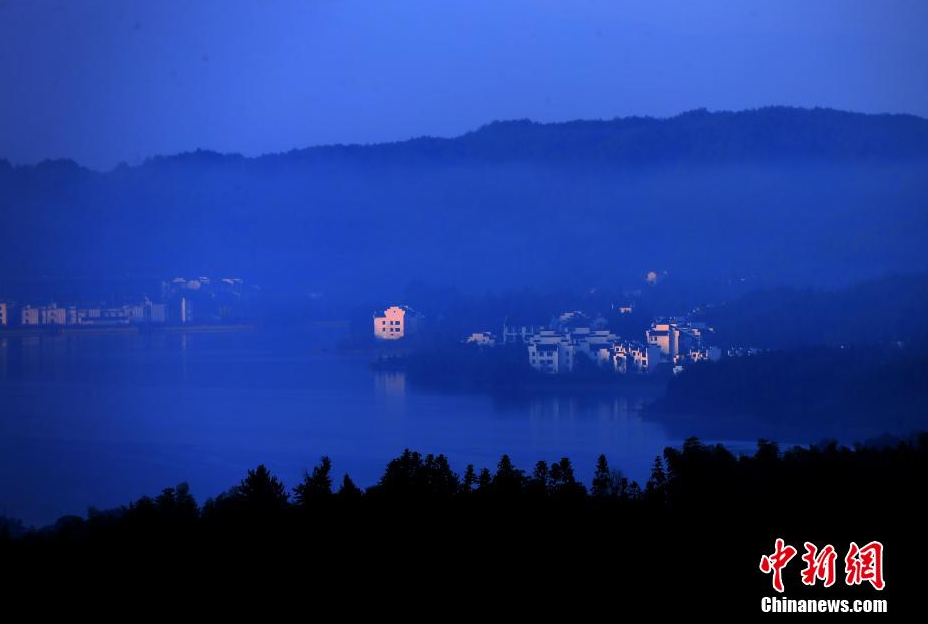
[0,323,258,337]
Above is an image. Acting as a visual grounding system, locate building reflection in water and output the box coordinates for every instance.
[373,370,407,399]
[520,392,664,456]
[0,337,7,380]
[527,394,648,421]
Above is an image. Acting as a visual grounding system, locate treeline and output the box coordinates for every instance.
[701,272,928,350]
[4,433,926,544]
[645,345,928,437]
[4,435,925,607]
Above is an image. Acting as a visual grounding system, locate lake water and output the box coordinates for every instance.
[0,330,756,526]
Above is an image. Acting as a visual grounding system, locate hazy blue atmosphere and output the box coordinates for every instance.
[1,0,927,169]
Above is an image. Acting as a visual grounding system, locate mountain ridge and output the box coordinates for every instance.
[1,106,927,296]
[3,106,928,174]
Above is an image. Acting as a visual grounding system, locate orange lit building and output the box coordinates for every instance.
[373,305,419,340]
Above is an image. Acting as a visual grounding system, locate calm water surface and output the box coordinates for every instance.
[0,330,755,526]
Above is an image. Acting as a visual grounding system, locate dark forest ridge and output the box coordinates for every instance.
[3,436,925,611]
[2,106,927,296]
[3,107,928,172]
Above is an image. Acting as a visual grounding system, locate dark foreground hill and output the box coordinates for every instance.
[2,107,927,300]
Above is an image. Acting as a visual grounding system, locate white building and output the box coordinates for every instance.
[527,330,574,374]
[527,328,622,374]
[74,306,130,326]
[374,305,419,340]
[612,342,663,374]
[647,321,681,362]
[502,323,537,344]
[180,297,192,324]
[20,304,72,326]
[150,303,168,323]
[646,318,711,364]
[465,331,497,347]
[123,300,168,324]
[683,346,722,364]
[571,328,621,364]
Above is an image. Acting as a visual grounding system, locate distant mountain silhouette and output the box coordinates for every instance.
[2,107,927,299]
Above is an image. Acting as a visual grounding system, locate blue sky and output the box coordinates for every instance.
[1,0,927,169]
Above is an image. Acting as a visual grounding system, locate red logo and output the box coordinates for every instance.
[759,538,797,593]
[760,539,884,592]
[800,542,837,587]
[845,541,885,591]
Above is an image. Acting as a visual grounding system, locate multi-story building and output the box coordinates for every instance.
[373,305,419,340]
[647,321,681,362]
[527,330,575,374]
[502,320,538,344]
[123,300,169,324]
[612,342,663,374]
[21,304,72,326]
[0,302,7,327]
[180,297,192,324]
[20,306,39,326]
[527,328,624,374]
[571,328,621,364]
[74,306,130,326]
[647,318,712,364]
[149,303,168,323]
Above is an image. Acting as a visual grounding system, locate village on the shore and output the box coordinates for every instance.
[374,302,746,377]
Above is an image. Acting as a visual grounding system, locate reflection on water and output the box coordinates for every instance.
[0,331,739,527]
[373,371,406,398]
[526,394,645,420]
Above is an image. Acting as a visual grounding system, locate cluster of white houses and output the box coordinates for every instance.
[370,304,722,375]
[523,328,663,374]
[468,313,721,375]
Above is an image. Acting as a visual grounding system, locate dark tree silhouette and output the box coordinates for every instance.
[491,454,525,497]
[646,456,667,490]
[477,467,492,491]
[528,461,549,498]
[293,456,333,507]
[375,449,423,498]
[549,457,586,500]
[337,474,362,501]
[461,464,477,494]
[235,464,289,511]
[422,453,459,499]
[645,456,667,506]
[591,454,611,498]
